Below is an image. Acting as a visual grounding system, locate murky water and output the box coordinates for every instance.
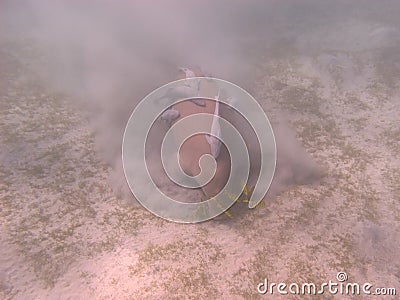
[1,1,399,299]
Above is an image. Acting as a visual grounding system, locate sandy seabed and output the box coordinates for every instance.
[1,30,400,299]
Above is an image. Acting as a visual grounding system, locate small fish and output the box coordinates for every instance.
[178,67,204,106]
[190,98,206,106]
[160,107,180,123]
[205,90,222,159]
[179,67,196,78]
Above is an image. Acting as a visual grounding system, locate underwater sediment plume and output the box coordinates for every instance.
[1,0,399,298]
